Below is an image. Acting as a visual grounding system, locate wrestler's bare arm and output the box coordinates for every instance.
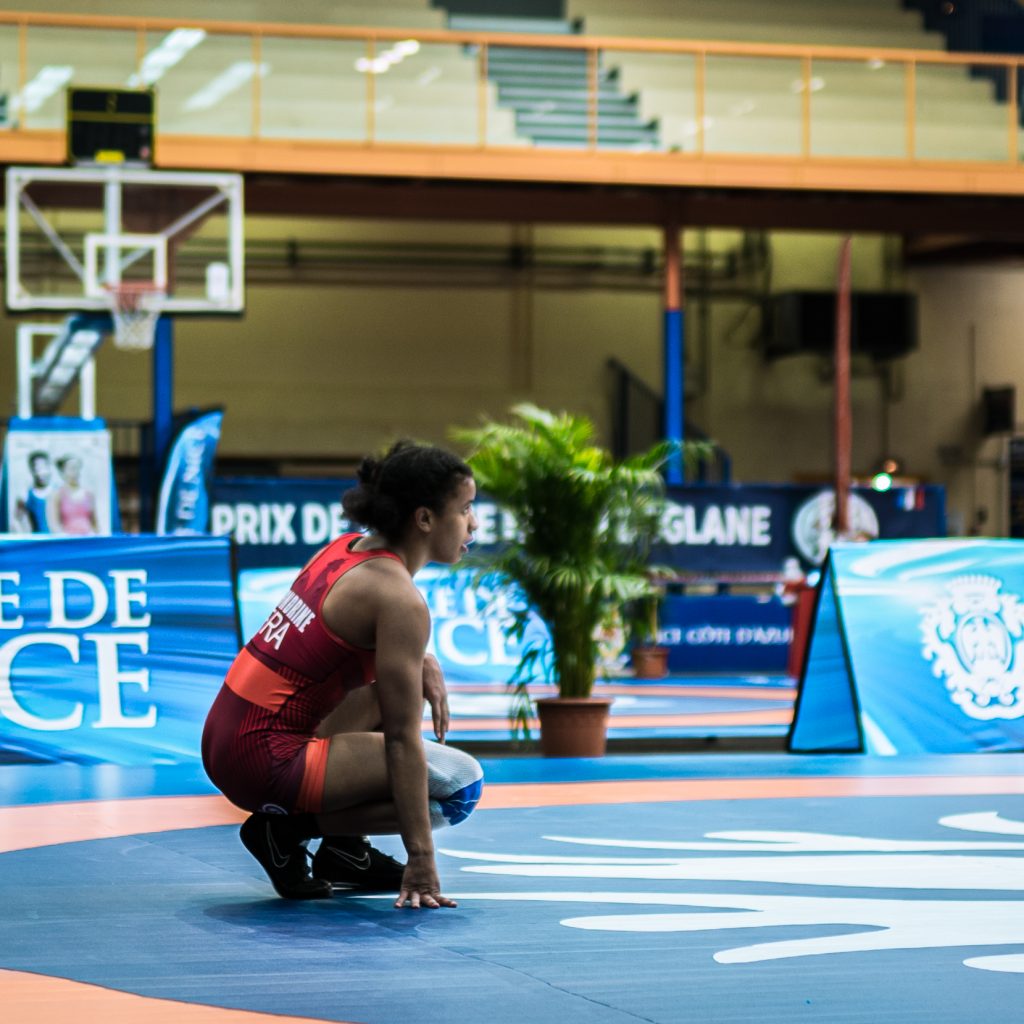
[373,571,455,907]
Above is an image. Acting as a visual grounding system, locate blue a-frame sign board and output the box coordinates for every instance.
[788,557,863,752]
[788,540,1024,754]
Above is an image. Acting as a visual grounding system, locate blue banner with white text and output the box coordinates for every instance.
[789,539,1024,754]
[239,564,550,683]
[659,594,792,673]
[212,477,356,569]
[0,534,239,765]
[212,477,945,574]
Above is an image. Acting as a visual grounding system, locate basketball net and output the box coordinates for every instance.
[104,282,165,351]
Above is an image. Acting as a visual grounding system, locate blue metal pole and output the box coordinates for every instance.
[663,223,685,484]
[144,315,174,530]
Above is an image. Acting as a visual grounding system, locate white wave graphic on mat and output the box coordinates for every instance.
[435,812,1024,973]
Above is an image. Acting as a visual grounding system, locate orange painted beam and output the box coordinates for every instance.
[6,133,1024,200]
[151,140,1024,197]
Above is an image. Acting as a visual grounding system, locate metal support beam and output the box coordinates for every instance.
[663,222,684,484]
[143,315,174,531]
[834,236,853,537]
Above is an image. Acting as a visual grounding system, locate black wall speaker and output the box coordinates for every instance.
[767,291,918,360]
[982,386,1016,435]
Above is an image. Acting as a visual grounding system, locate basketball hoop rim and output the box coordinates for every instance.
[103,281,165,350]
[102,279,166,297]
[102,280,166,313]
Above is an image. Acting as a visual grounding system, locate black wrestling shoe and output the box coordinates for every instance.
[311,836,406,891]
[239,813,333,900]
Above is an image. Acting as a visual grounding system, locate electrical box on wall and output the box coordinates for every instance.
[766,291,918,361]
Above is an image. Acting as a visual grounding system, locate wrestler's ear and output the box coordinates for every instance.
[414,505,434,533]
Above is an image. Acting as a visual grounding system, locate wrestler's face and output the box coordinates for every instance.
[425,475,477,565]
[29,456,51,487]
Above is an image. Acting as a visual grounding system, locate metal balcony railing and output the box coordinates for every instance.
[1,11,1023,190]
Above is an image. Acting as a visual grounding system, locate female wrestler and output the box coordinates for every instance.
[202,441,483,909]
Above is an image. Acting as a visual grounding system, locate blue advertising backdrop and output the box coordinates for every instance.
[215,477,945,677]
[237,567,794,678]
[660,594,792,673]
[212,478,946,574]
[238,564,551,683]
[0,535,239,764]
[789,540,1024,754]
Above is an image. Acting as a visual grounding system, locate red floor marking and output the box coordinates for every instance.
[427,709,793,732]
[599,685,796,700]
[477,775,1024,809]
[447,684,797,700]
[0,796,246,854]
[4,969,354,1024]
[5,773,1024,854]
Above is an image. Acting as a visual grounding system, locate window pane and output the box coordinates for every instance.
[149,30,255,137]
[373,40,478,145]
[260,37,366,141]
[602,50,679,152]
[0,24,20,130]
[810,58,905,159]
[21,26,138,130]
[916,61,1008,162]
[705,56,801,156]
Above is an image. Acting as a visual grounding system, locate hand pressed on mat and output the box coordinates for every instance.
[395,852,457,909]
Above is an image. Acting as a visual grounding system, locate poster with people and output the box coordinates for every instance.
[3,419,114,536]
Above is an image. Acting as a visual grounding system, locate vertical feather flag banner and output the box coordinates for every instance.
[155,409,223,535]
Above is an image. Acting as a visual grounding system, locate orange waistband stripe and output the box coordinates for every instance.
[224,649,290,712]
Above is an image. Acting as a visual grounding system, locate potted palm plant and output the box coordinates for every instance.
[626,588,670,679]
[454,403,701,756]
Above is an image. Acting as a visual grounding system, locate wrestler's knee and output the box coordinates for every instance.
[424,741,484,828]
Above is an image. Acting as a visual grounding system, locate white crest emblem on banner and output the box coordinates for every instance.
[920,575,1024,720]
[791,490,879,564]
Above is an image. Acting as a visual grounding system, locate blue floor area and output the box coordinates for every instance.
[6,756,1024,1023]
[443,673,795,744]
[0,674,795,768]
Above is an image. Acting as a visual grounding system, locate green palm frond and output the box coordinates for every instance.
[453,404,710,719]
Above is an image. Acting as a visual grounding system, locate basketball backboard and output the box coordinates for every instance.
[6,165,244,315]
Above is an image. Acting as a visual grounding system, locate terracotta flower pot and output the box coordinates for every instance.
[535,696,613,757]
[631,644,669,679]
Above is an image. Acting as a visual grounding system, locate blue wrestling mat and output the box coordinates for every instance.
[5,754,1024,1023]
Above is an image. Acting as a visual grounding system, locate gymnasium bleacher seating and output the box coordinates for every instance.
[566,0,1011,160]
[0,0,524,146]
[0,0,1015,159]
